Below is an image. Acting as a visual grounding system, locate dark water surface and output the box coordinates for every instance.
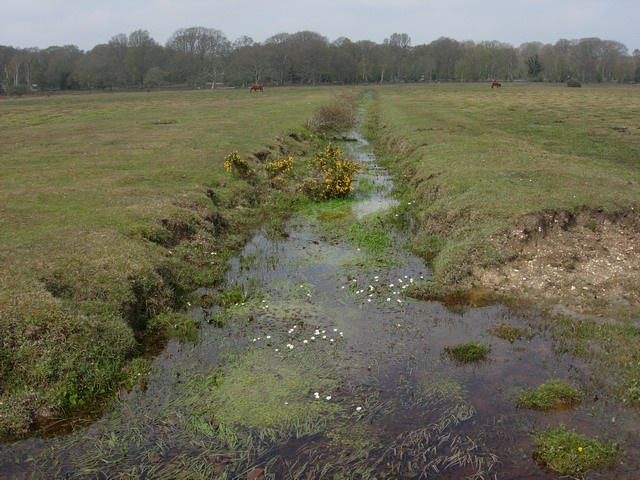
[1,129,638,479]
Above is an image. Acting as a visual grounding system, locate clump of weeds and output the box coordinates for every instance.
[443,342,491,363]
[489,323,529,342]
[533,425,622,476]
[517,379,582,411]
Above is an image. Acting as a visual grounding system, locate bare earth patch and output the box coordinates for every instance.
[473,208,639,314]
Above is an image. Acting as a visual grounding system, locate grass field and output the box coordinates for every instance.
[0,87,336,436]
[366,83,640,289]
[1,82,639,440]
[365,82,640,414]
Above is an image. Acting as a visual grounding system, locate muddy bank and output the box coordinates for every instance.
[472,207,640,314]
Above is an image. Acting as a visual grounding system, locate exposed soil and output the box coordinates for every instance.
[473,207,640,314]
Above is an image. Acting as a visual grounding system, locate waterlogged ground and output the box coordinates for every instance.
[1,131,639,479]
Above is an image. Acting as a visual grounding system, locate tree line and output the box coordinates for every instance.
[1,28,638,94]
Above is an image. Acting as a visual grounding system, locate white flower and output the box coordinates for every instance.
[326,396,332,400]
[303,340,308,344]
[386,298,391,301]
[333,328,338,332]
[266,335,271,339]
[356,406,362,412]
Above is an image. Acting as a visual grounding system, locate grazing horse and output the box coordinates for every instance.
[491,82,502,88]
[249,83,264,92]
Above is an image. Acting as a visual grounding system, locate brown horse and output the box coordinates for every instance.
[491,82,502,88]
[249,83,264,92]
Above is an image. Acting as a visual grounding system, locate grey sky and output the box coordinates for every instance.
[1,0,638,52]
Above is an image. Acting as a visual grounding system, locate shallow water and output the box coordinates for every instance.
[1,127,639,479]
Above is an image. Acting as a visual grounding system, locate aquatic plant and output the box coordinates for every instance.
[444,343,490,363]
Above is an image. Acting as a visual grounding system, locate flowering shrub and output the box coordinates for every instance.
[223,151,254,178]
[307,144,360,200]
[264,156,294,178]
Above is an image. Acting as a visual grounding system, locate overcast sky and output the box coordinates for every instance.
[1,0,638,52]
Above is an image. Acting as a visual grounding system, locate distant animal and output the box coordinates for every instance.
[491,82,502,88]
[249,83,264,92]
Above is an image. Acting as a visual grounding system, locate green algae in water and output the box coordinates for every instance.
[184,347,342,432]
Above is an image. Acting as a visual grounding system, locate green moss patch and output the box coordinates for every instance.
[184,347,341,432]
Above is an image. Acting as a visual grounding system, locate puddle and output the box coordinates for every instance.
[1,124,639,479]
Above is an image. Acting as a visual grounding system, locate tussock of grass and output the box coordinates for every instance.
[534,425,621,476]
[148,311,199,343]
[517,379,582,411]
[444,343,490,363]
[489,323,527,342]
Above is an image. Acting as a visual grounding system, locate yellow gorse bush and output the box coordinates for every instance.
[265,156,294,178]
[312,143,360,200]
[223,151,254,178]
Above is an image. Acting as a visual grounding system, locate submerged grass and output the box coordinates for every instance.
[548,314,640,410]
[444,343,491,363]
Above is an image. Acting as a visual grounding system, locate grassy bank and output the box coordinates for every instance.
[363,82,640,413]
[0,87,338,437]
[365,83,639,297]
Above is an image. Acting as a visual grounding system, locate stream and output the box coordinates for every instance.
[1,126,638,479]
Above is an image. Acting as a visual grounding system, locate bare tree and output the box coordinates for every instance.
[166,27,230,88]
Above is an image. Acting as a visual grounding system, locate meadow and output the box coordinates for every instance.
[1,83,639,478]
[366,82,639,301]
[0,87,335,436]
[1,82,639,444]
